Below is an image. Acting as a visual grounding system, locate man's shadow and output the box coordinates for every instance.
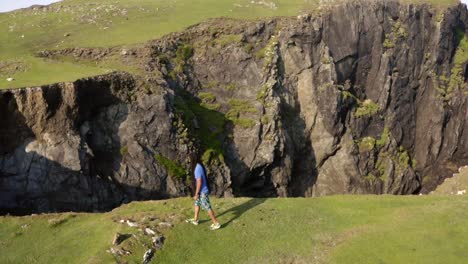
[212,198,267,227]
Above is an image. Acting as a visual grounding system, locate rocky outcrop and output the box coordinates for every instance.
[0,73,189,213]
[1,1,467,214]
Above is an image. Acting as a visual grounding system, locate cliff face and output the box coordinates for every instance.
[1,1,467,214]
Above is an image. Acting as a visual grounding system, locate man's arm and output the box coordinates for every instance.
[194,178,202,200]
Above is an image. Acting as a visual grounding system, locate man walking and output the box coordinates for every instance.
[186,154,221,230]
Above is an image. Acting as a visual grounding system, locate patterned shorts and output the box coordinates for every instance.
[194,193,212,211]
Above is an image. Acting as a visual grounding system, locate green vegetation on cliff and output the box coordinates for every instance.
[354,99,380,118]
[1,195,467,263]
[155,154,188,179]
[174,92,226,165]
[433,28,468,100]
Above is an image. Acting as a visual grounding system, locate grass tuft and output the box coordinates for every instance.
[354,99,380,118]
[155,154,188,179]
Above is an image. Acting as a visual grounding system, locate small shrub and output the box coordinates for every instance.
[174,63,184,73]
[228,99,257,114]
[205,81,220,89]
[255,35,278,66]
[358,137,376,152]
[261,115,270,124]
[198,92,216,103]
[342,91,358,101]
[255,49,266,59]
[201,102,221,111]
[393,21,408,39]
[202,148,224,165]
[120,146,128,156]
[376,158,386,176]
[215,34,242,48]
[383,34,395,48]
[174,92,226,164]
[376,127,390,147]
[436,12,444,23]
[397,150,410,170]
[155,154,188,179]
[363,173,377,183]
[224,83,237,91]
[202,149,215,165]
[256,85,269,101]
[244,43,254,53]
[319,82,335,91]
[175,44,194,64]
[424,53,431,61]
[354,99,380,118]
[321,57,332,64]
[168,70,177,81]
[233,118,256,129]
[226,99,257,129]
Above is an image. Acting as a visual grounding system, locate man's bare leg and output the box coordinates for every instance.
[194,205,200,221]
[207,209,219,224]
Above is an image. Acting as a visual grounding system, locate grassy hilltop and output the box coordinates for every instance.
[0,0,460,89]
[1,1,467,263]
[1,195,467,263]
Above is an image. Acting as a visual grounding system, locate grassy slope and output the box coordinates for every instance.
[1,195,467,263]
[432,167,468,194]
[0,0,459,89]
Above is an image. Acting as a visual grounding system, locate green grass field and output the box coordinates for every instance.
[0,0,460,89]
[1,195,467,263]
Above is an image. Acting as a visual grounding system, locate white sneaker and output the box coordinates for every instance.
[210,223,221,230]
[185,218,199,225]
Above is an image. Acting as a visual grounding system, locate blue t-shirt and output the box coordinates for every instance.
[195,163,209,194]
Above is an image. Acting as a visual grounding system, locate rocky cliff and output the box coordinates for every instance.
[1,1,467,214]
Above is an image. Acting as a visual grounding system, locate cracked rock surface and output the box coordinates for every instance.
[1,1,467,214]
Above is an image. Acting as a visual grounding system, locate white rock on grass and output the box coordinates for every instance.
[6,77,14,82]
[457,190,466,195]
[143,249,154,264]
[152,235,165,249]
[126,220,138,227]
[107,247,131,256]
[144,227,156,235]
[158,222,173,228]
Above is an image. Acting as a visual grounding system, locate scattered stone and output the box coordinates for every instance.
[143,249,154,264]
[144,227,156,236]
[152,235,165,249]
[126,220,138,227]
[6,77,14,82]
[64,33,71,37]
[121,49,128,56]
[158,222,173,228]
[457,190,466,195]
[21,224,29,229]
[107,247,131,256]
